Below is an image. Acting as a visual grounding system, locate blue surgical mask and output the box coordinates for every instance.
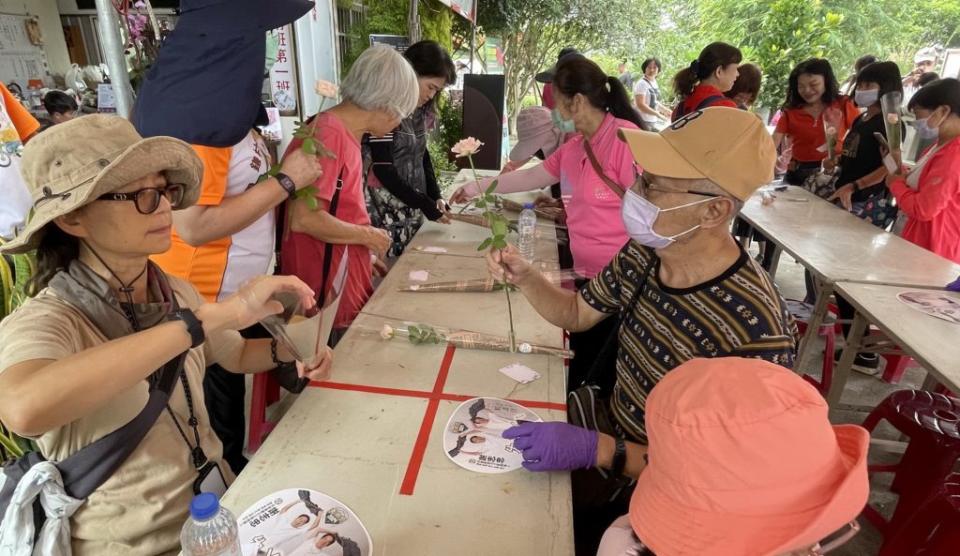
[551,108,576,133]
[855,89,879,108]
[620,189,712,249]
[913,115,940,139]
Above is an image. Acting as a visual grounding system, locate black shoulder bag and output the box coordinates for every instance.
[0,298,188,541]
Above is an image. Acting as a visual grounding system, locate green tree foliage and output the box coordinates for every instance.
[589,0,960,112]
[343,0,454,75]
[465,0,650,133]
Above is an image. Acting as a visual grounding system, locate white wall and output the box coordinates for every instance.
[0,0,71,76]
[280,0,340,153]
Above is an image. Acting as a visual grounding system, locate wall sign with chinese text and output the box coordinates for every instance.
[269,25,299,116]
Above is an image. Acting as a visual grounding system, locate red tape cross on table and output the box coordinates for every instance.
[309,344,567,496]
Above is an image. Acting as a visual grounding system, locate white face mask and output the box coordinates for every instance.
[854,89,879,107]
[621,189,713,249]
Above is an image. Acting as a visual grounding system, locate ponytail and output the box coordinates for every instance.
[553,55,643,128]
[673,42,742,99]
[673,66,699,98]
[605,76,643,127]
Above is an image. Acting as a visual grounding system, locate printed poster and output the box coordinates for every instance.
[897,291,960,325]
[269,25,299,116]
[237,488,372,556]
[443,397,541,474]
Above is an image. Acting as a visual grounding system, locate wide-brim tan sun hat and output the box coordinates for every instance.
[1,114,203,254]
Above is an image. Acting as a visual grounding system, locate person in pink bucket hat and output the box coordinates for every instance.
[597,357,869,556]
[500,106,567,174]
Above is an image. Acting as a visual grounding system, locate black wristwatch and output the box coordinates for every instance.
[611,436,626,477]
[275,172,297,198]
[169,308,205,348]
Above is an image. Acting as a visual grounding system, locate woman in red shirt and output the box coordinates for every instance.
[282,46,419,336]
[671,42,740,120]
[886,78,960,264]
[773,58,860,185]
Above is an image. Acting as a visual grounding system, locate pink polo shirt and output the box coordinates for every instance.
[542,113,638,278]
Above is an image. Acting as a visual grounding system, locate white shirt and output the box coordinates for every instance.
[633,77,661,123]
[0,94,33,240]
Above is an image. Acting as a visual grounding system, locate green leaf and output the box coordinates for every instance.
[485,179,499,195]
[491,218,508,237]
[477,237,493,251]
[492,237,508,250]
[302,137,318,155]
[475,199,487,209]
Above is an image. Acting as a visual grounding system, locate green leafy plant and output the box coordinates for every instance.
[0,251,37,463]
[257,83,339,210]
[451,138,518,352]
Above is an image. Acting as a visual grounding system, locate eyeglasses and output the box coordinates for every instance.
[808,520,861,555]
[97,183,186,214]
[632,173,723,199]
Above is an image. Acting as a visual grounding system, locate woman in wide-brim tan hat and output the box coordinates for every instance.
[0,114,334,554]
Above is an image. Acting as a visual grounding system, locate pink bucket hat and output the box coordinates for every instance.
[629,357,869,556]
[509,107,563,162]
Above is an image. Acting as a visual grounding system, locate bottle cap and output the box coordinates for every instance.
[523,202,535,209]
[189,492,220,520]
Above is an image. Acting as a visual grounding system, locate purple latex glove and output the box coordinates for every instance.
[947,276,960,293]
[502,421,598,472]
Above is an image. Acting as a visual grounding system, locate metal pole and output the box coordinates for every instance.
[469,24,475,74]
[408,0,421,43]
[94,0,134,118]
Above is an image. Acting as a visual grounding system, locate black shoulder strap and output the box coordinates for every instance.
[57,290,187,499]
[673,94,727,121]
[581,251,656,390]
[695,95,726,111]
[317,169,345,305]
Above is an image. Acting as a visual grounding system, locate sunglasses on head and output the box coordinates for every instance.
[97,183,186,214]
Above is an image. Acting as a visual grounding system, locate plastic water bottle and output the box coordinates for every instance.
[181,493,242,556]
[517,202,537,262]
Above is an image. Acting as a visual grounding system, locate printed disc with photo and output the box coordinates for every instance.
[237,488,371,556]
[897,291,960,325]
[443,397,542,474]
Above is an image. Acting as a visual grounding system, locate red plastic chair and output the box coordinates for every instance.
[861,390,960,541]
[878,473,960,556]
[247,372,282,453]
[880,354,914,385]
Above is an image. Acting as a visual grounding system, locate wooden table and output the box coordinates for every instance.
[829,282,960,406]
[738,185,960,371]
[222,193,574,555]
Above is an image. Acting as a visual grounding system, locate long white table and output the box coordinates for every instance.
[739,186,960,371]
[222,188,574,555]
[829,282,960,405]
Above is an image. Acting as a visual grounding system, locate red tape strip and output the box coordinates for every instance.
[308,345,568,495]
[398,343,456,495]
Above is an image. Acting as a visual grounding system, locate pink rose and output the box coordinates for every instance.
[451,137,484,158]
[314,80,338,99]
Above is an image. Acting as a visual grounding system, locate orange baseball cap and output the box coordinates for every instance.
[618,107,775,200]
[629,357,869,556]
